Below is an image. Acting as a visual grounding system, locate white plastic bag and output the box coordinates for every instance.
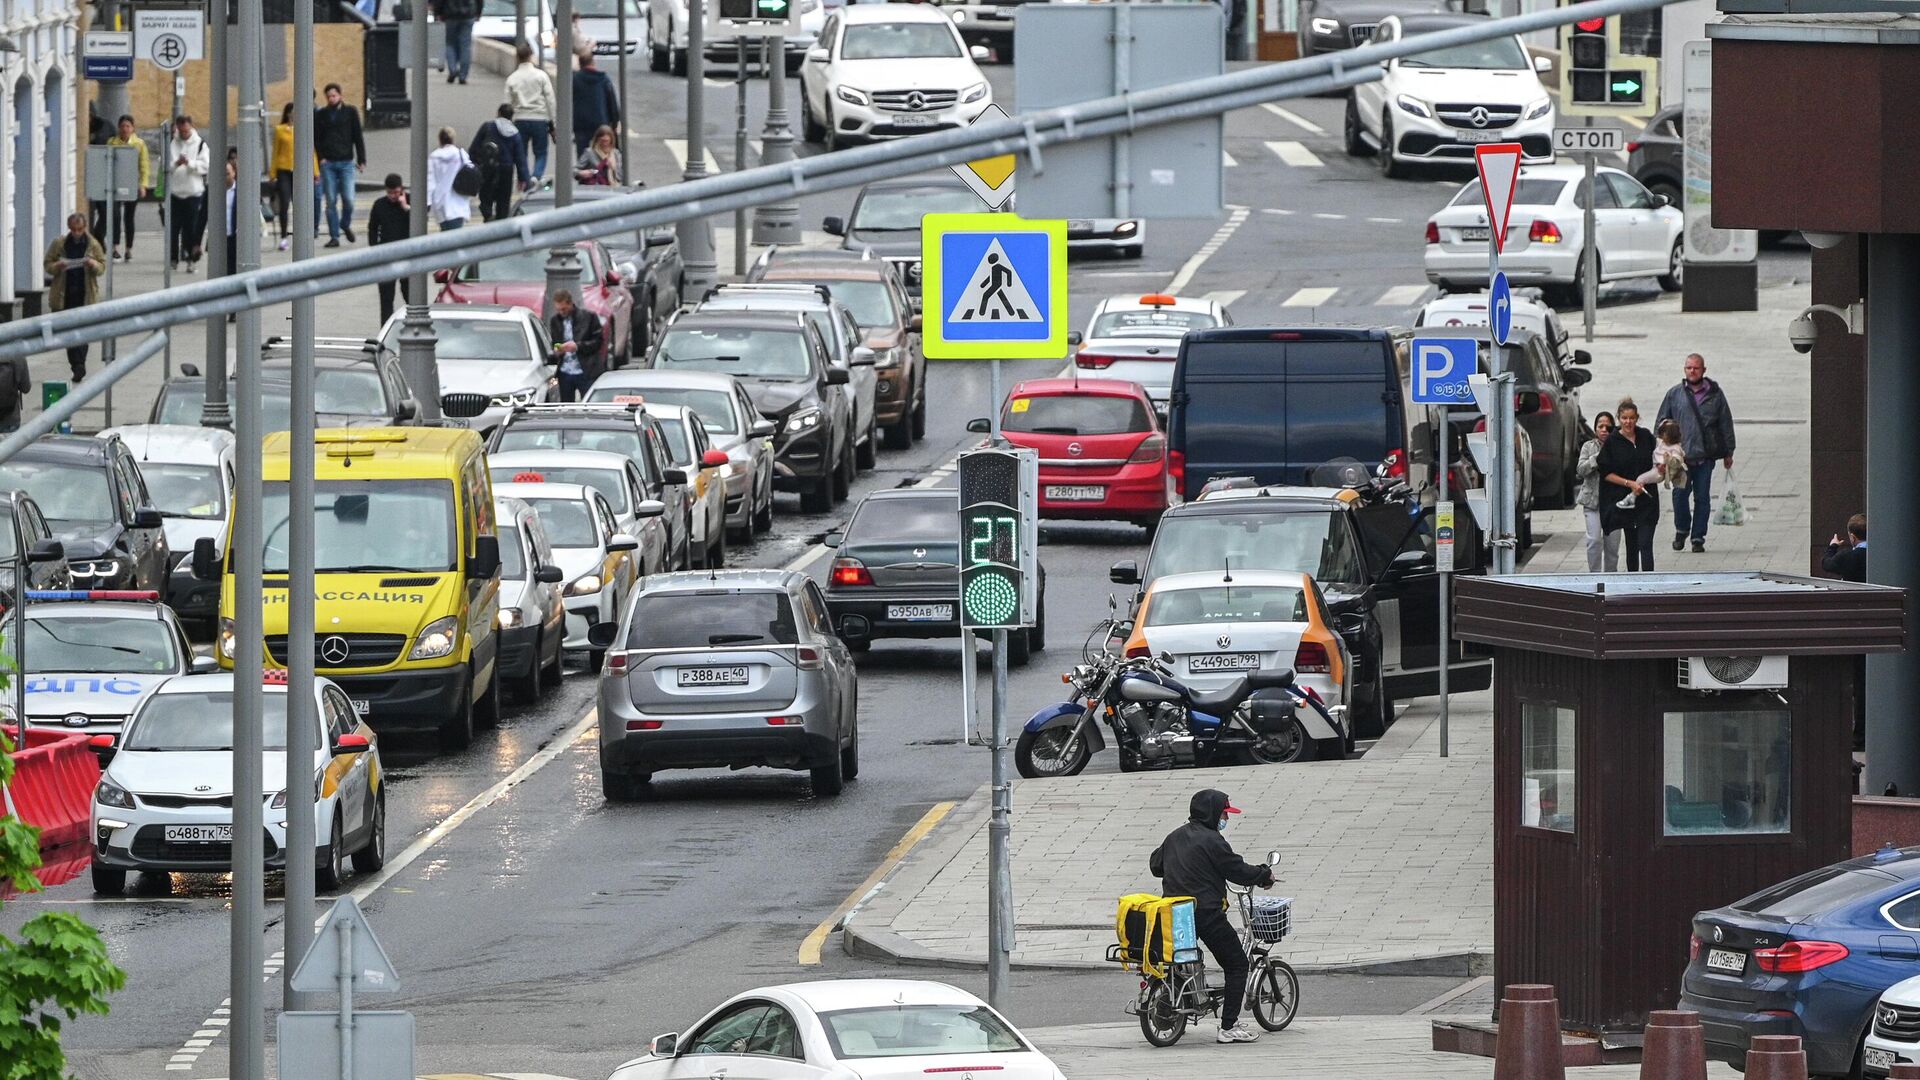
[1713,468,1747,526]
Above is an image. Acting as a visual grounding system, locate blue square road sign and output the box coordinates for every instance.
[1409,338,1477,405]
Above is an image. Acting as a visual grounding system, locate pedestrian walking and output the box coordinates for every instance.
[574,125,621,186]
[104,115,151,262]
[506,41,558,182]
[0,347,31,435]
[1656,352,1736,554]
[436,0,483,83]
[571,48,621,155]
[1574,411,1620,572]
[315,83,368,247]
[1598,399,1661,571]
[470,104,529,222]
[367,173,412,324]
[428,127,477,231]
[272,102,321,251]
[546,289,605,401]
[1824,513,1868,583]
[165,115,210,272]
[44,214,106,383]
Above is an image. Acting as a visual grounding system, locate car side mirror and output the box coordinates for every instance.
[823,529,843,548]
[636,500,667,519]
[1267,849,1281,867]
[603,272,622,288]
[607,532,641,552]
[588,622,621,649]
[1565,367,1592,387]
[822,215,846,237]
[1387,549,1427,578]
[1649,194,1670,209]
[433,269,451,283]
[850,346,877,366]
[27,538,63,563]
[192,536,221,581]
[825,368,850,386]
[966,417,990,434]
[750,419,777,437]
[701,449,729,467]
[180,362,201,378]
[969,44,990,61]
[649,1032,680,1057]
[805,45,828,63]
[1335,612,1367,639]
[1532,53,1552,73]
[1516,389,1543,415]
[839,613,871,641]
[468,534,501,579]
[644,231,674,249]
[536,564,565,583]
[1572,349,1592,365]
[331,732,370,756]
[1110,560,1140,585]
[87,733,117,761]
[133,507,164,530]
[1066,330,1083,346]
[394,397,418,421]
[908,315,923,333]
[617,262,638,282]
[662,468,688,486]
[191,655,220,674]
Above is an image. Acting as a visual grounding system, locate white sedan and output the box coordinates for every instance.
[1071,293,1232,411]
[610,980,1066,1080]
[1424,164,1683,307]
[379,305,554,438]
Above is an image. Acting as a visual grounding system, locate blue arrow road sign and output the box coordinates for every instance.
[1490,271,1513,347]
[1410,338,1477,405]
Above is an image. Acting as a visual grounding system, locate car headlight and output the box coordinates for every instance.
[951,7,966,19]
[960,82,988,104]
[1524,97,1552,121]
[489,386,544,408]
[218,617,236,659]
[496,606,524,630]
[835,85,870,107]
[1310,17,1339,34]
[73,558,122,579]
[565,573,603,598]
[274,767,320,809]
[1395,94,1431,119]
[96,778,135,810]
[409,615,459,660]
[1114,220,1139,236]
[785,408,821,433]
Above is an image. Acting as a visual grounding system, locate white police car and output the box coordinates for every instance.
[3,590,212,735]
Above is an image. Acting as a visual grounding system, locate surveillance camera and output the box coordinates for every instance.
[1788,315,1818,354]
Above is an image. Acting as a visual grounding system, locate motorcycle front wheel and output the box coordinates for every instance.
[1015,725,1094,778]
[1250,958,1300,1031]
[1139,980,1187,1047]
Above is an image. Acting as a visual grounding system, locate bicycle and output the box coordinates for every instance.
[1108,850,1302,1046]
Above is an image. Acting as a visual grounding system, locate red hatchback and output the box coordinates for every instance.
[984,379,1171,532]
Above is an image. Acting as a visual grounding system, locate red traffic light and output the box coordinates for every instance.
[1575,16,1606,31]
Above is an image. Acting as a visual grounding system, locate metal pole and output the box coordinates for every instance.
[1494,371,1516,575]
[231,0,266,1065]
[283,0,319,1013]
[203,0,232,428]
[750,26,797,244]
[0,332,166,461]
[12,515,24,747]
[104,171,116,418]
[1111,2,1131,220]
[678,0,717,294]
[985,355,1011,1010]
[733,43,748,275]
[163,76,182,378]
[1582,118,1597,344]
[337,917,355,1080]
[515,0,527,53]
[616,0,629,171]
[1437,410,1448,758]
[547,0,583,320]
[960,629,976,744]
[401,0,441,423]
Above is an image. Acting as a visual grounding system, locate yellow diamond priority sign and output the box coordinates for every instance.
[951,104,1015,210]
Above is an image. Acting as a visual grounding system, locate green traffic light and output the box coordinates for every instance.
[1612,77,1640,94]
[964,570,1020,627]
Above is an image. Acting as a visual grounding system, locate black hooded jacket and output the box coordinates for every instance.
[1148,789,1273,912]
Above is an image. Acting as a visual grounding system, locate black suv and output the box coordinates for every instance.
[149,338,419,429]
[1406,325,1591,508]
[649,310,854,513]
[0,435,171,591]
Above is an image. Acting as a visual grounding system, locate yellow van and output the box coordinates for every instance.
[209,428,502,750]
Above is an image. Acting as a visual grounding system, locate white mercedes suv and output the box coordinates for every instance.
[800,3,993,151]
[1345,13,1554,178]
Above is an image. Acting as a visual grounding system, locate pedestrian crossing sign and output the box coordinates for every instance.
[922,213,1068,360]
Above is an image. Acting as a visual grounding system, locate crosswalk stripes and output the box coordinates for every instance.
[662,139,722,173]
[1261,102,1326,136]
[1266,141,1324,168]
[1203,288,1247,308]
[1374,284,1431,307]
[1281,286,1340,307]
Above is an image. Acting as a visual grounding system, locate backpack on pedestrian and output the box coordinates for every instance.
[472,133,502,179]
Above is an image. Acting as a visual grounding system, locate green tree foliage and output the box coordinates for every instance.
[0,709,126,1080]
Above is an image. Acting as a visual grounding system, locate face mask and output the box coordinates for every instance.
[1217,817,1229,833]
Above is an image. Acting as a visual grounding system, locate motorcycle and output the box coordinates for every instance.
[1109,849,1300,1046]
[1014,605,1343,778]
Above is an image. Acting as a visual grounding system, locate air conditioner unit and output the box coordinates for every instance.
[1678,655,1790,691]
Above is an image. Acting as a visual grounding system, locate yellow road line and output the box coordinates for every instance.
[798,800,955,966]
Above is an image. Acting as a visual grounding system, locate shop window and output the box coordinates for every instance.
[1662,709,1790,836]
[1521,702,1575,833]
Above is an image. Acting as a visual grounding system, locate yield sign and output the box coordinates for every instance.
[950,104,1016,210]
[1473,143,1526,253]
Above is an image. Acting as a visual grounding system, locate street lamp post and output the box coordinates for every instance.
[548,0,582,320]
[678,0,717,294]
[400,0,441,423]
[751,30,797,244]
[202,0,232,429]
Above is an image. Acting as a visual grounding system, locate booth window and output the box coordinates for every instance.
[1521,702,1575,833]
[1662,709,1790,836]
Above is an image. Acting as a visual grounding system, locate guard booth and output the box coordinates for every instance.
[1454,572,1907,1037]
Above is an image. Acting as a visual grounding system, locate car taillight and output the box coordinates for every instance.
[1383,447,1407,479]
[1689,935,1702,961]
[624,718,662,730]
[1531,392,1553,414]
[606,651,629,676]
[1753,940,1850,973]
[766,715,804,726]
[1126,643,1151,658]
[831,558,872,586]
[1474,417,1488,433]
[796,645,826,671]
[1076,352,1117,369]
[1529,219,1563,244]
[1425,221,1440,244]
[1169,449,1185,493]
[1294,641,1331,673]
[1625,140,1641,152]
[1129,434,1165,463]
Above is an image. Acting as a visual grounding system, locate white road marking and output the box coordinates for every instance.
[1222,149,1239,167]
[1313,212,1346,220]
[1266,140,1324,168]
[1165,206,1250,293]
[1376,284,1432,307]
[1204,289,1247,308]
[662,139,721,173]
[1261,207,1294,216]
[1282,287,1340,307]
[1261,102,1326,135]
[1367,216,1402,224]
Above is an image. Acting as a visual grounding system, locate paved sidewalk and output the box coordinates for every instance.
[1030,1017,1745,1079]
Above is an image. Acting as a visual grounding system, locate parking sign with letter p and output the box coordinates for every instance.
[1410,338,1476,405]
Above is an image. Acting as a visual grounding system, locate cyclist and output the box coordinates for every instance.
[1149,788,1275,1043]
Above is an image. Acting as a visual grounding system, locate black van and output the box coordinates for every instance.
[1167,327,1410,501]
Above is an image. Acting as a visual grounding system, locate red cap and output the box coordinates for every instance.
[1223,804,1243,815]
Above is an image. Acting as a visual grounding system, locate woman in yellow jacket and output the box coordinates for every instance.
[104,114,150,261]
[271,102,320,251]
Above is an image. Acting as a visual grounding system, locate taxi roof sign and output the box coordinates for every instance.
[950,104,1015,210]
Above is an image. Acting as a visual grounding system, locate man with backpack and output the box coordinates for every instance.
[435,0,483,84]
[470,104,530,223]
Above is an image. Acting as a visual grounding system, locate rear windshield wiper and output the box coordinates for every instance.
[709,633,767,645]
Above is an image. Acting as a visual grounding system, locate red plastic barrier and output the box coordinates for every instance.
[4,725,102,854]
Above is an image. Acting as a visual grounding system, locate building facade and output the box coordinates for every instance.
[0,0,80,318]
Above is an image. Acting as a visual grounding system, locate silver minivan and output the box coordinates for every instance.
[589,569,859,801]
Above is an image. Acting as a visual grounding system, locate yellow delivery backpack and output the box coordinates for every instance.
[1114,894,1198,978]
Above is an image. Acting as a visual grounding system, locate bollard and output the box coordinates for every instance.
[1494,984,1566,1080]
[1743,1035,1809,1080]
[1889,1063,1920,1079]
[1639,1010,1707,1080]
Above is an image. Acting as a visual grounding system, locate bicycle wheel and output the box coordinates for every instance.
[1250,959,1300,1032]
[1139,981,1187,1047]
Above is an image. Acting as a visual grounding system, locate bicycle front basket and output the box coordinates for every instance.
[1250,897,1293,943]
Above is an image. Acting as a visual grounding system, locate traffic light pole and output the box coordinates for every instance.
[1582,117,1598,343]
[985,356,1012,1011]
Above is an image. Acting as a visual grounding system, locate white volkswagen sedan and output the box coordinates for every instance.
[609,980,1066,1080]
[1072,293,1233,412]
[89,671,384,895]
[1424,164,1683,307]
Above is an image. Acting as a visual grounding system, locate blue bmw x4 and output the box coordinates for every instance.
[1680,846,1920,1077]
